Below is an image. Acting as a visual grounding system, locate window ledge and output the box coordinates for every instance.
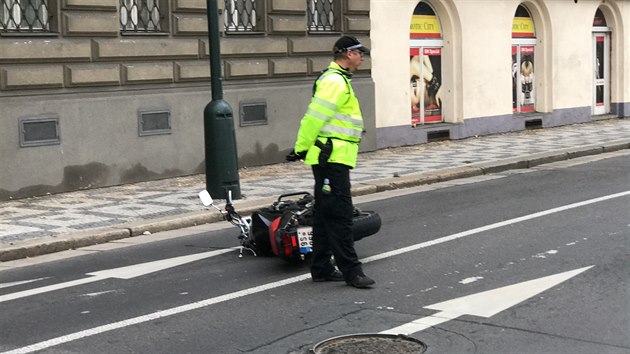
[223,31,266,36]
[120,31,170,36]
[0,31,59,38]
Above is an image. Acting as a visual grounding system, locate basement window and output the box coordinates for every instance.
[19,116,60,147]
[239,101,267,126]
[138,110,171,136]
[427,129,450,142]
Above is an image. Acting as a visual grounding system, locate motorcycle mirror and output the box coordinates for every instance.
[198,190,214,207]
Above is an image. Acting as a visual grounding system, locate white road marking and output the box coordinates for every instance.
[459,276,484,284]
[2,191,628,354]
[0,248,236,303]
[380,266,593,335]
[0,277,49,289]
[361,190,630,264]
[80,290,120,297]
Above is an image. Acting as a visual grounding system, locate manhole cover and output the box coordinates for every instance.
[311,333,427,354]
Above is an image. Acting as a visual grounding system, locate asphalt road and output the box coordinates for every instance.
[1,152,629,354]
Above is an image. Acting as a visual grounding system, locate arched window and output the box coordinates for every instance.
[409,2,444,126]
[512,5,536,113]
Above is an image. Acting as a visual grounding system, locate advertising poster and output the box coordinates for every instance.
[512,46,518,112]
[595,36,605,106]
[410,48,442,125]
[519,45,535,112]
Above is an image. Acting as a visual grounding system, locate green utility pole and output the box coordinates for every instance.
[204,0,241,200]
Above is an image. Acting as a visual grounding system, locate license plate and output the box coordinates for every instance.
[297,227,313,253]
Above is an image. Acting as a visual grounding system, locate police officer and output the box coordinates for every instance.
[287,35,375,289]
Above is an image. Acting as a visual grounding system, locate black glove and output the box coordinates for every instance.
[427,75,441,97]
[286,150,307,161]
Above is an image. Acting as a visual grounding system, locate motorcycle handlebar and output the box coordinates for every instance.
[277,191,311,201]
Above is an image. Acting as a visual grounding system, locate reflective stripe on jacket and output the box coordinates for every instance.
[294,62,364,168]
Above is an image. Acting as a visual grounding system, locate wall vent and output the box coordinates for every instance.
[19,116,60,147]
[525,119,543,130]
[139,110,171,136]
[427,129,450,142]
[239,101,267,126]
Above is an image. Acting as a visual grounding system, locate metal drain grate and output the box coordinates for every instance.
[311,333,427,354]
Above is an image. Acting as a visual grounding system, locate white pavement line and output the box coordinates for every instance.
[0,278,50,289]
[3,190,628,354]
[361,190,630,264]
[379,312,460,335]
[1,273,312,354]
[0,277,104,303]
[0,248,237,303]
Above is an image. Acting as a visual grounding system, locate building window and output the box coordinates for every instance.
[512,4,536,114]
[224,0,257,32]
[239,101,267,127]
[19,116,60,147]
[138,110,171,136]
[307,0,336,32]
[120,0,162,33]
[1,0,50,32]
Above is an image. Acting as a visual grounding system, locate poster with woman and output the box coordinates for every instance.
[520,45,535,112]
[410,48,442,125]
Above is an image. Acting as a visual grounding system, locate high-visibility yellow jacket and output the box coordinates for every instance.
[294,62,364,168]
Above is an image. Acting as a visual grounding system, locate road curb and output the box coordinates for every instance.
[1,141,628,262]
[0,228,131,262]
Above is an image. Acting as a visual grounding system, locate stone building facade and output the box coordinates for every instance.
[0,0,373,199]
[2,0,628,201]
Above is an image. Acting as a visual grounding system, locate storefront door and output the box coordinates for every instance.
[409,1,443,127]
[592,32,610,115]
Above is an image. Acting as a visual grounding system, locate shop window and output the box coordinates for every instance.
[224,0,258,32]
[307,0,338,32]
[120,0,163,33]
[409,2,443,126]
[512,4,536,113]
[1,0,50,32]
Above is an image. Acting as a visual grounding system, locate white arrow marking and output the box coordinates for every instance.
[0,277,50,289]
[86,248,236,279]
[0,248,236,303]
[380,266,594,335]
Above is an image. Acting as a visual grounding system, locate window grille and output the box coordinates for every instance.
[120,0,162,32]
[224,0,256,32]
[1,0,49,32]
[307,0,335,32]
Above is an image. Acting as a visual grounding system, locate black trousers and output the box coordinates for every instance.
[310,163,363,282]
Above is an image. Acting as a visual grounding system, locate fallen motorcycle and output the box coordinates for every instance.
[199,190,381,262]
